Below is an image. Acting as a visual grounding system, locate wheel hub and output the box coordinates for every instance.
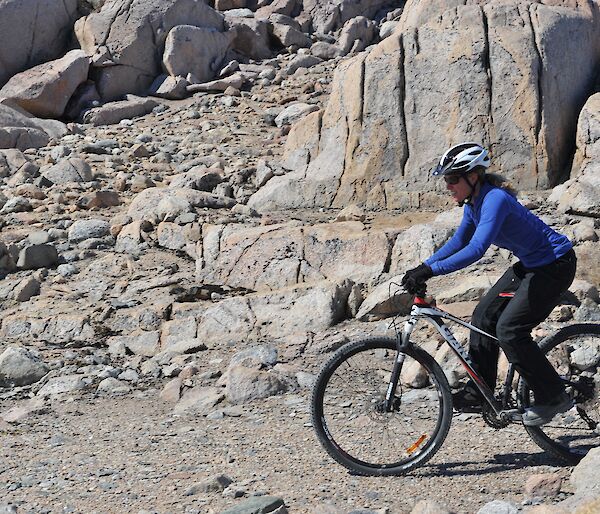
[370,395,402,420]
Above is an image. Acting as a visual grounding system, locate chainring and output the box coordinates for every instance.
[481,402,510,429]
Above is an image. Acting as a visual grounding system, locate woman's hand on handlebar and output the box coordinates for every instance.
[401,263,433,295]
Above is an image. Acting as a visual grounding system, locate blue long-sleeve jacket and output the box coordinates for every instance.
[425,182,572,275]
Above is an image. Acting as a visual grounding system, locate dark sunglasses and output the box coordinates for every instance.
[444,175,462,185]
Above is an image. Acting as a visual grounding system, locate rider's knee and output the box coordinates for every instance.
[495,320,521,347]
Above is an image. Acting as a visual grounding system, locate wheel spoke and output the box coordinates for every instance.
[312,338,452,474]
[521,326,600,464]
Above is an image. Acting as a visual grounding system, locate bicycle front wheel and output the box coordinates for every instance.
[311,337,453,476]
[519,324,600,464]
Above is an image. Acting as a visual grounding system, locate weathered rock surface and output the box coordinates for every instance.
[197,221,394,291]
[36,375,87,396]
[255,1,600,210]
[0,397,47,424]
[163,25,233,83]
[0,347,49,387]
[0,50,89,118]
[74,0,225,100]
[355,275,412,321]
[570,447,600,496]
[0,2,599,513]
[304,0,402,33]
[0,104,52,150]
[226,365,288,404]
[226,16,272,60]
[42,157,93,184]
[196,280,352,344]
[173,385,225,414]
[82,96,160,126]
[549,93,600,217]
[0,0,79,87]
[388,211,460,273]
[127,187,236,223]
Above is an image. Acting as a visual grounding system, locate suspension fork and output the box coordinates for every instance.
[384,317,416,412]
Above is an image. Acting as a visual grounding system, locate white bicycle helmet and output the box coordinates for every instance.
[433,142,490,176]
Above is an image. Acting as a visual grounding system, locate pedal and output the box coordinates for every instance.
[500,409,523,422]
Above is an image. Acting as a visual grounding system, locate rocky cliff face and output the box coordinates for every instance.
[251,0,600,210]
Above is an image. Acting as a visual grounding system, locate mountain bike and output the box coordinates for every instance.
[311,286,600,476]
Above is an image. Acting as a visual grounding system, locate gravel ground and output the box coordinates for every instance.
[0,382,576,514]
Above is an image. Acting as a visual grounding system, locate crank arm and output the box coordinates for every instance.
[499,409,523,423]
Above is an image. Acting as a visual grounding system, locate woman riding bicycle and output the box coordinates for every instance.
[401,142,577,427]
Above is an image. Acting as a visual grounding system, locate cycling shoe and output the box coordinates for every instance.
[452,385,484,414]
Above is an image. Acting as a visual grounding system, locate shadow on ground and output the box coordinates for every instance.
[415,451,569,478]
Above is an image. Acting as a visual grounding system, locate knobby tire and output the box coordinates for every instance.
[518,324,600,464]
[311,337,453,476]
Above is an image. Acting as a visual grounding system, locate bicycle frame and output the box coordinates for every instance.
[385,297,518,418]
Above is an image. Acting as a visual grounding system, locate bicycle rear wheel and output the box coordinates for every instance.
[519,324,600,464]
[311,337,452,475]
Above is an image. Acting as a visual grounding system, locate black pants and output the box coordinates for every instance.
[469,249,577,403]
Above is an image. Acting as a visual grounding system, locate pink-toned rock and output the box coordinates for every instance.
[186,73,245,93]
[159,377,182,403]
[255,0,297,19]
[74,0,224,100]
[258,1,600,211]
[0,50,89,118]
[163,25,233,83]
[524,473,563,498]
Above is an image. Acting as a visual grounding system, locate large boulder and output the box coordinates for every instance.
[163,25,234,83]
[197,220,397,291]
[82,96,159,126]
[42,157,93,184]
[271,21,312,48]
[251,0,600,211]
[0,0,80,87]
[0,50,89,118]
[548,93,600,217]
[303,0,404,33]
[0,346,49,387]
[355,275,413,321]
[336,16,377,56]
[196,280,352,344]
[225,16,272,60]
[388,209,461,274]
[74,0,225,100]
[0,103,68,150]
[570,447,600,496]
[255,0,298,20]
[225,366,288,404]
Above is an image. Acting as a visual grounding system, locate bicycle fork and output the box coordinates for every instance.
[383,316,414,412]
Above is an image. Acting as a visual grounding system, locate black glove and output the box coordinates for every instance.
[401,263,433,295]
